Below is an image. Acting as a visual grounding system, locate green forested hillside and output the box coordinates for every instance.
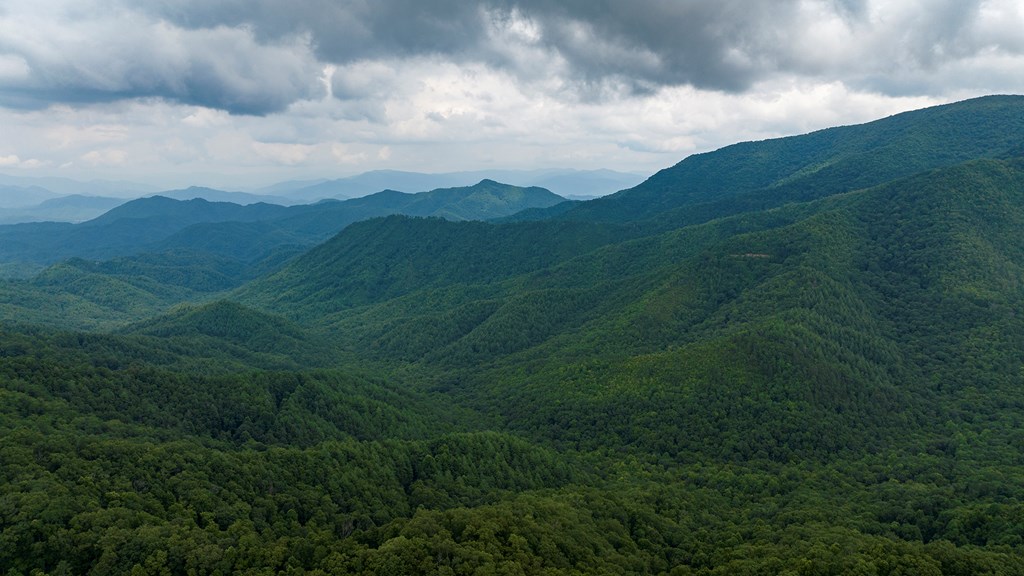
[236,216,628,319]
[0,181,567,331]
[3,97,1024,574]
[563,94,1024,227]
[265,158,1024,464]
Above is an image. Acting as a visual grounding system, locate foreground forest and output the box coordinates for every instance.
[3,96,1024,574]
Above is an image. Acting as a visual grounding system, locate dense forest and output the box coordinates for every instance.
[3,95,1024,574]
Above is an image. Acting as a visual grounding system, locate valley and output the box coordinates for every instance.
[2,96,1024,575]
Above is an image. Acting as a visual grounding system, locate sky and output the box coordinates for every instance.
[1,0,1023,190]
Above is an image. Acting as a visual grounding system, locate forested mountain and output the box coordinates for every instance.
[563,95,1024,227]
[4,96,1024,574]
[0,196,289,264]
[232,156,1024,458]
[0,180,564,266]
[236,216,628,317]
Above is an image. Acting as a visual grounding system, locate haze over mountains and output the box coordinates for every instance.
[4,95,1024,574]
[0,179,564,278]
[0,168,643,224]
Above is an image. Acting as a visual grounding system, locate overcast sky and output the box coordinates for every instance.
[1,0,1023,189]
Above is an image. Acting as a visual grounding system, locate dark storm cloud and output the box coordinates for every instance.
[0,0,1017,115]
[512,0,806,92]
[0,71,320,116]
[148,0,1012,95]
[0,4,324,115]
[148,0,494,63]
[151,0,812,92]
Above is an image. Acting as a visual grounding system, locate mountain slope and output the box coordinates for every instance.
[236,215,627,318]
[480,157,1024,459]
[122,300,326,369]
[563,95,1024,227]
[233,157,1024,462]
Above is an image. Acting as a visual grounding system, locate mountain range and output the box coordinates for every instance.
[0,168,643,224]
[2,95,1024,574]
[0,179,565,268]
[280,168,646,202]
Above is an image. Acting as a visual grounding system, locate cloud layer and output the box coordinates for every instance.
[0,0,1022,187]
[3,0,1023,114]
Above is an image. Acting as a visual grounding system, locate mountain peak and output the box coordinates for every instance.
[561,94,1024,228]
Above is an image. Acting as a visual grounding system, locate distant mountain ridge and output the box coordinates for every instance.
[0,180,566,295]
[84,195,288,228]
[0,169,620,223]
[284,168,644,201]
[0,194,125,224]
[0,173,157,197]
[155,180,567,259]
[153,186,293,206]
[0,184,60,208]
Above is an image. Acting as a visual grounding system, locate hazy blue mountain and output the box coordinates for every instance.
[286,168,643,201]
[82,195,288,228]
[0,195,125,224]
[0,184,60,208]
[0,181,564,267]
[157,180,567,262]
[251,178,330,196]
[0,196,289,264]
[286,170,493,201]
[262,180,565,240]
[0,172,156,197]
[153,186,293,206]
[526,169,646,198]
[142,179,563,252]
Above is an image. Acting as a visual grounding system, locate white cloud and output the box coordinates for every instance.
[81,149,128,166]
[0,153,45,168]
[182,108,230,128]
[0,0,1021,189]
[251,141,316,165]
[0,54,29,81]
[330,144,369,165]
